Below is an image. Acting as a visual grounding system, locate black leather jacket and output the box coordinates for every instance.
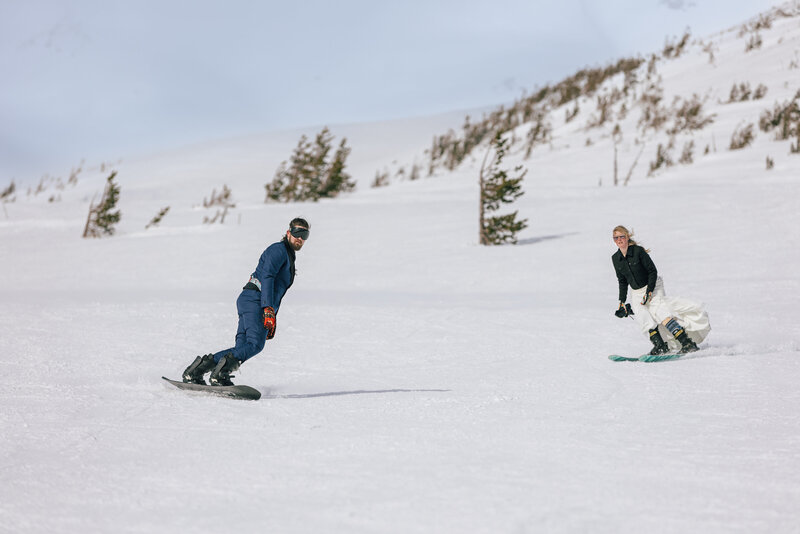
[612,244,657,302]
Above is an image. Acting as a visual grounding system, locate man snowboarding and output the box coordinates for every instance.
[181,217,310,386]
[611,225,709,355]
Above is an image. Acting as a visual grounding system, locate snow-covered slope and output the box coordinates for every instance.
[2,6,800,534]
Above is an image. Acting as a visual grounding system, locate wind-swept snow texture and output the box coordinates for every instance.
[2,6,800,533]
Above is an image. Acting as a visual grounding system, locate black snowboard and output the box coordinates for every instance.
[162,376,261,401]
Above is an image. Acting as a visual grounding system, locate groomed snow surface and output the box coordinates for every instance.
[3,8,800,534]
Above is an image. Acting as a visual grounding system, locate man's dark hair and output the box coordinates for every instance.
[290,217,309,229]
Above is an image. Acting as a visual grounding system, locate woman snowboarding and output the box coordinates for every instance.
[612,225,710,355]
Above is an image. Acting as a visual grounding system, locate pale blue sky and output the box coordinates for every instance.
[0,0,779,181]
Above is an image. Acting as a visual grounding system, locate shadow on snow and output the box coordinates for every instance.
[515,232,578,246]
[263,388,451,399]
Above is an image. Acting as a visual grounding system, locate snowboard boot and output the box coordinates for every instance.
[675,331,699,353]
[648,328,670,356]
[663,318,699,354]
[182,354,216,385]
[209,353,241,387]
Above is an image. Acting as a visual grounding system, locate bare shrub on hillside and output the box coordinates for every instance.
[622,68,640,96]
[668,94,716,135]
[203,185,234,208]
[203,208,229,225]
[702,41,717,64]
[145,207,170,230]
[679,141,695,165]
[372,169,390,188]
[427,133,451,175]
[745,33,763,52]
[524,110,552,158]
[662,29,691,59]
[66,162,82,187]
[617,102,629,121]
[408,163,421,181]
[202,185,235,225]
[758,93,800,140]
[648,142,674,176]
[28,177,45,197]
[575,57,644,97]
[766,156,775,169]
[755,14,774,30]
[774,6,800,18]
[729,123,755,150]
[646,54,658,79]
[638,81,669,132]
[565,103,580,123]
[437,130,461,172]
[586,92,618,130]
[729,82,753,102]
[449,115,489,170]
[28,176,57,197]
[612,124,622,142]
[739,14,773,36]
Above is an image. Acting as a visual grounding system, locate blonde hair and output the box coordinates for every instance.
[613,225,650,252]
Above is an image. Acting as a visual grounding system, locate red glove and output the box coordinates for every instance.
[263,307,276,339]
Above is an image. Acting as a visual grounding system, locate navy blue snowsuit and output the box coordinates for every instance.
[212,238,296,364]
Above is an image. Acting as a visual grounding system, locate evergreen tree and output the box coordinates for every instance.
[479,133,528,245]
[287,134,314,201]
[264,127,354,202]
[265,161,289,202]
[83,171,121,238]
[306,128,333,199]
[319,138,354,198]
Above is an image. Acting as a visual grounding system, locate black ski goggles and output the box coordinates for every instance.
[290,226,310,240]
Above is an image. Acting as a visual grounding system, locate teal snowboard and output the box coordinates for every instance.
[162,376,261,400]
[608,354,640,362]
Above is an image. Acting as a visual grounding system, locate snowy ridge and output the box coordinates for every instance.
[2,5,800,534]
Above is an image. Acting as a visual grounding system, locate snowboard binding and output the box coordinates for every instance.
[182,354,216,385]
